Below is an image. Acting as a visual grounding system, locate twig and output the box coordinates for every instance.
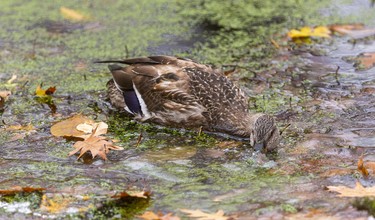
[335,66,340,86]
[279,123,291,135]
[136,132,143,147]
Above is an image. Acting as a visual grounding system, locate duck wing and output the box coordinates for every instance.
[101,56,208,128]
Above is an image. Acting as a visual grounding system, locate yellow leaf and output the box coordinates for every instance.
[180,209,235,220]
[60,7,88,21]
[35,84,56,97]
[327,181,375,197]
[35,85,46,96]
[288,26,331,41]
[40,194,72,213]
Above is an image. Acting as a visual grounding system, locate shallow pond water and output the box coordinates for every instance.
[1,0,375,219]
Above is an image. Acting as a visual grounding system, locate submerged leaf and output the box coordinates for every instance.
[180,209,235,220]
[138,211,180,220]
[327,182,375,197]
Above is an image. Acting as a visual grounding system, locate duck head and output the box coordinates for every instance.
[248,113,280,152]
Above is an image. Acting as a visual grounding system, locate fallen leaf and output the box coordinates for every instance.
[112,190,151,199]
[35,84,56,97]
[0,186,45,195]
[76,121,108,139]
[138,211,181,220]
[51,114,94,139]
[358,155,369,177]
[60,7,89,21]
[180,209,235,220]
[0,90,11,110]
[329,23,365,34]
[327,181,375,197]
[288,26,331,42]
[355,52,375,70]
[68,135,123,160]
[40,194,72,213]
[5,124,36,132]
[7,75,17,84]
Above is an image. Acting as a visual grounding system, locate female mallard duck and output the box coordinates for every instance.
[97,56,280,151]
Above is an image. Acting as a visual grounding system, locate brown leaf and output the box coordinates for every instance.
[112,190,151,199]
[355,52,375,70]
[329,23,365,34]
[68,135,123,160]
[180,209,235,220]
[5,124,36,133]
[358,155,369,177]
[35,84,56,97]
[138,211,180,220]
[0,186,45,195]
[76,121,108,139]
[327,181,375,197]
[0,90,11,110]
[51,114,94,139]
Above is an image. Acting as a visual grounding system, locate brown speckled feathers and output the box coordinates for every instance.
[98,56,280,150]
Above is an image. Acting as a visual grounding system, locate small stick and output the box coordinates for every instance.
[335,66,340,86]
[136,132,143,147]
[279,123,291,135]
[198,126,203,136]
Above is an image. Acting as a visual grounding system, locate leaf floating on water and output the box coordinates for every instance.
[288,26,331,43]
[0,186,45,195]
[51,114,94,139]
[138,211,181,220]
[327,181,375,197]
[180,209,236,220]
[60,7,89,21]
[329,23,365,35]
[68,135,123,160]
[111,190,151,199]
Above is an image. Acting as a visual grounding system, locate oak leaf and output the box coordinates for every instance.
[180,209,235,220]
[138,211,180,220]
[60,7,89,21]
[0,186,45,195]
[327,181,375,197]
[68,135,123,160]
[51,114,94,139]
[76,121,108,139]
